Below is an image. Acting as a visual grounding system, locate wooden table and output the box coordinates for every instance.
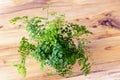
[0,0,120,80]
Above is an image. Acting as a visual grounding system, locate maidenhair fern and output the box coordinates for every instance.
[10,5,92,77]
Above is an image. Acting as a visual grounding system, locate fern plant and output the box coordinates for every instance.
[10,5,92,77]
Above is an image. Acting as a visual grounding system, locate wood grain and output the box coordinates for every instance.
[0,0,120,80]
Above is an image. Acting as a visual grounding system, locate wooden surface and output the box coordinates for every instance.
[0,0,120,80]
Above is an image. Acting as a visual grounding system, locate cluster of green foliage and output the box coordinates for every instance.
[10,6,92,77]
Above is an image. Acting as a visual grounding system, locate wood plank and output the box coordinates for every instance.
[0,0,120,80]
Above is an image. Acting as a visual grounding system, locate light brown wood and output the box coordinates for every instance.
[0,0,120,80]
